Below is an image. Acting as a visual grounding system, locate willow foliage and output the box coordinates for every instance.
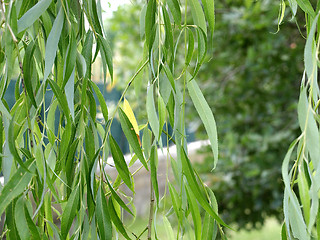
[281,1,320,239]
[0,0,229,239]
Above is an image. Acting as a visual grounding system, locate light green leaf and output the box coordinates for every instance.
[163,216,175,239]
[162,6,174,53]
[61,184,80,239]
[202,0,215,35]
[0,158,35,215]
[65,68,75,120]
[15,197,30,239]
[109,135,133,191]
[118,108,148,170]
[158,95,166,138]
[189,0,207,33]
[63,31,77,87]
[17,0,52,33]
[167,0,181,25]
[96,183,113,240]
[147,84,159,140]
[43,8,64,81]
[187,79,218,168]
[296,0,315,17]
[24,204,41,239]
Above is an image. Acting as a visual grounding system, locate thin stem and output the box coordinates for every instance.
[147,177,155,240]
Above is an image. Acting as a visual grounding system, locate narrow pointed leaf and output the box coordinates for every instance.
[61,184,80,239]
[0,158,35,215]
[167,0,181,25]
[187,79,218,168]
[150,146,159,204]
[147,84,159,140]
[96,183,113,240]
[90,81,109,122]
[109,135,133,191]
[118,108,147,170]
[97,34,113,82]
[17,0,52,33]
[189,0,207,33]
[44,8,64,81]
[123,98,139,136]
[202,0,215,34]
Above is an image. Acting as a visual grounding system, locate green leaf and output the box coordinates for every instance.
[158,95,166,138]
[105,177,134,216]
[189,0,207,33]
[15,197,30,239]
[186,185,202,240]
[162,6,174,54]
[109,135,133,191]
[63,30,77,87]
[43,8,64,81]
[296,0,315,17]
[90,81,108,122]
[108,197,131,240]
[185,28,195,66]
[187,79,218,168]
[22,40,37,108]
[96,183,113,240]
[145,0,157,52]
[168,182,183,225]
[202,0,215,35]
[24,204,41,239]
[281,222,288,240]
[147,83,159,140]
[180,148,229,229]
[0,158,35,215]
[163,216,175,239]
[61,184,80,239]
[118,108,148,170]
[65,68,75,120]
[48,79,71,123]
[97,34,113,82]
[17,0,52,33]
[150,146,159,204]
[167,0,181,25]
[8,115,30,172]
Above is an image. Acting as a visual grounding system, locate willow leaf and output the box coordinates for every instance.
[186,185,202,240]
[96,183,113,240]
[97,34,113,82]
[43,8,64,81]
[187,79,218,168]
[167,0,181,25]
[109,135,133,191]
[150,146,159,204]
[147,84,159,140]
[181,148,230,229]
[123,98,139,136]
[145,0,156,52]
[108,197,131,240]
[118,108,147,170]
[0,158,35,215]
[296,0,315,17]
[15,197,30,239]
[61,184,80,239]
[90,81,108,122]
[17,0,52,33]
[105,177,134,216]
[202,0,215,35]
[189,0,207,33]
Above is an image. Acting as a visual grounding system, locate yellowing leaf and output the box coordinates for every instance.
[123,98,139,136]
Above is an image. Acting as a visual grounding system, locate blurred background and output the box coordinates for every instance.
[99,0,304,238]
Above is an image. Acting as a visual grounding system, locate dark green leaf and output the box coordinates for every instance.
[109,135,133,191]
[145,0,157,52]
[186,28,195,66]
[97,34,113,82]
[96,183,113,240]
[61,184,80,239]
[118,108,148,170]
[108,197,131,240]
[90,81,108,122]
[189,0,207,33]
[150,146,159,204]
[202,0,215,35]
